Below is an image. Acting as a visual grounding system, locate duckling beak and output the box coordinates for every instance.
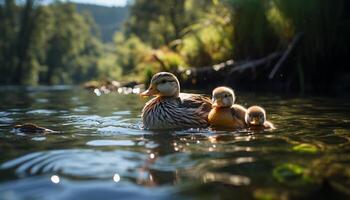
[212,98,219,107]
[212,97,225,108]
[140,84,158,97]
[250,117,260,125]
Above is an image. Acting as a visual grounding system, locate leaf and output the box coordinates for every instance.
[272,163,311,186]
[292,143,318,153]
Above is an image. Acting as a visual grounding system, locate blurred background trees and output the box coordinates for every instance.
[0,0,349,92]
[0,0,124,85]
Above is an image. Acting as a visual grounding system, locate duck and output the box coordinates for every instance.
[140,72,212,130]
[245,106,275,131]
[208,86,247,130]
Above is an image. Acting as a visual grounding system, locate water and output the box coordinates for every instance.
[0,86,350,200]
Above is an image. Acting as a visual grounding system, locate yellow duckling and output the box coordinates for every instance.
[208,87,247,130]
[245,106,275,131]
[140,72,211,130]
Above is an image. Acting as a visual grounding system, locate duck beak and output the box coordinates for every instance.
[140,84,158,97]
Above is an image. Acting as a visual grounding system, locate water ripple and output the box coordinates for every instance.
[87,140,135,147]
[97,126,145,136]
[1,150,146,179]
[26,109,57,115]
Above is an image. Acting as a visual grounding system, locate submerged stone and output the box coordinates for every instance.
[13,123,55,134]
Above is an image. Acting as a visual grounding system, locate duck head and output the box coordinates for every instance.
[140,72,180,97]
[245,106,266,126]
[211,86,235,108]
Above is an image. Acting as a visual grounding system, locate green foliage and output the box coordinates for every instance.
[120,0,234,80]
[1,0,348,89]
[227,0,279,59]
[0,1,122,85]
[125,0,188,47]
[119,0,350,90]
[177,4,234,66]
[114,32,151,76]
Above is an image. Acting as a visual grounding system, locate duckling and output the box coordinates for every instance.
[140,72,211,130]
[13,123,55,134]
[208,87,247,130]
[245,106,275,131]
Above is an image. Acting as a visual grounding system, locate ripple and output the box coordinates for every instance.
[73,106,89,112]
[0,176,175,200]
[35,98,49,103]
[0,117,13,125]
[112,111,132,116]
[26,109,57,115]
[62,115,122,129]
[202,172,251,186]
[86,140,135,147]
[97,126,145,136]
[0,111,10,117]
[0,150,145,179]
[151,153,197,171]
[31,137,47,141]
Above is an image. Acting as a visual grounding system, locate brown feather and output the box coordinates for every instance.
[142,93,211,130]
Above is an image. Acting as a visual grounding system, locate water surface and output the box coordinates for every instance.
[0,86,350,200]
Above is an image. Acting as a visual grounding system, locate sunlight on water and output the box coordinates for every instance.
[0,87,350,199]
[50,175,60,184]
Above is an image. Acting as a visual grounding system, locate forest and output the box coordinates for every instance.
[0,0,349,93]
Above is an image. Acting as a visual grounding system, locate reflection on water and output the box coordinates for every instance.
[0,86,350,200]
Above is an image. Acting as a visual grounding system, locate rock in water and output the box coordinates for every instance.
[13,123,55,134]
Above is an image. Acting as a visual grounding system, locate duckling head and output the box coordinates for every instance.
[140,72,180,97]
[245,106,266,126]
[212,86,235,108]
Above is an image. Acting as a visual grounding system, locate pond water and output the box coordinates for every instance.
[0,86,350,200]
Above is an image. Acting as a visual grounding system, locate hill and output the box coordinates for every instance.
[75,3,128,43]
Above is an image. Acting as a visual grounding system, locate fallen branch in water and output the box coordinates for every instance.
[176,52,281,81]
[227,52,282,75]
[176,33,303,83]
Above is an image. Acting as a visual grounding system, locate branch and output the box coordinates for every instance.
[152,53,167,71]
[227,52,282,75]
[269,32,304,79]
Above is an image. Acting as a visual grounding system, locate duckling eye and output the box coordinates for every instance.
[224,94,231,98]
[160,80,167,84]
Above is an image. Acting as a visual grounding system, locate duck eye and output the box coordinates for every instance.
[160,80,167,84]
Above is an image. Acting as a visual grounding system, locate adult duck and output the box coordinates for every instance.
[140,72,211,130]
